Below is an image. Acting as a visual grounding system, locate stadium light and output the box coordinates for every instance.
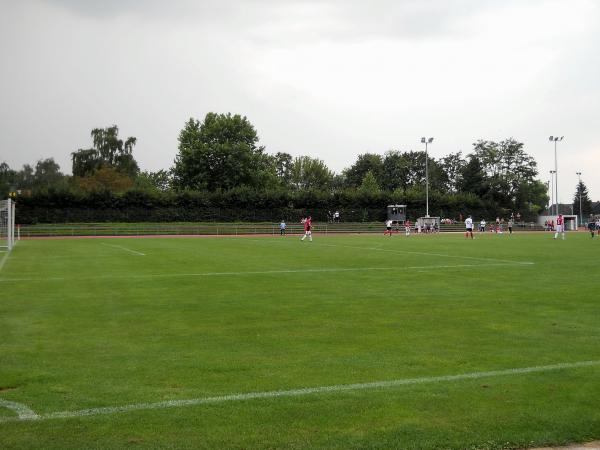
[549,170,555,215]
[549,136,564,215]
[576,172,582,226]
[421,137,434,217]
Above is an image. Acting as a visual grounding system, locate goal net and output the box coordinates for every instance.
[0,199,15,251]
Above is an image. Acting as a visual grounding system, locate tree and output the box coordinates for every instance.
[73,166,135,193]
[0,162,16,197]
[72,126,139,177]
[573,181,593,218]
[272,152,293,186]
[359,170,380,194]
[458,155,488,198]
[382,151,410,192]
[33,158,65,189]
[172,114,276,191]
[136,170,171,192]
[471,138,540,210]
[289,156,333,190]
[438,152,465,193]
[343,153,383,188]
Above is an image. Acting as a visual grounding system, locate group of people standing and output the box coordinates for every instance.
[465,216,514,238]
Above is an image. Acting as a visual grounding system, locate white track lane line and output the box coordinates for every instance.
[1,360,598,424]
[100,243,145,256]
[0,262,530,283]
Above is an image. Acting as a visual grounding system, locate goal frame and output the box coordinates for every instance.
[0,198,15,251]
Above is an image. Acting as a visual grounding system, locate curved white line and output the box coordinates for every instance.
[0,399,39,420]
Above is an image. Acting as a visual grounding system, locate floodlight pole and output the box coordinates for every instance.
[549,170,555,215]
[549,136,563,215]
[576,171,582,226]
[421,137,433,217]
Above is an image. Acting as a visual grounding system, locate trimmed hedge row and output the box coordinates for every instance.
[14,187,518,224]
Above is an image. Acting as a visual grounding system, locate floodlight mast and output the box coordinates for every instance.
[549,170,555,215]
[421,137,434,217]
[549,136,563,215]
[576,171,582,225]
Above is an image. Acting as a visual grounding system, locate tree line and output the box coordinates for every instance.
[2,112,593,223]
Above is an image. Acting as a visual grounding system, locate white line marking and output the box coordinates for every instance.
[0,251,9,274]
[100,243,145,256]
[0,262,530,283]
[318,243,534,265]
[1,360,597,424]
[0,399,39,420]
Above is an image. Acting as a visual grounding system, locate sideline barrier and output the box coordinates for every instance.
[17,222,546,238]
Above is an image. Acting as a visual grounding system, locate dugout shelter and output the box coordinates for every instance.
[387,205,406,224]
[417,216,440,231]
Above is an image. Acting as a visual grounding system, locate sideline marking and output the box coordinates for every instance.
[0,262,529,283]
[100,243,146,256]
[1,360,598,424]
[0,399,39,420]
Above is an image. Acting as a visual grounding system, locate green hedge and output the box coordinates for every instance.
[14,187,518,224]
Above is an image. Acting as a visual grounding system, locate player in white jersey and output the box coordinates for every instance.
[465,215,474,239]
[479,219,486,232]
[554,214,565,240]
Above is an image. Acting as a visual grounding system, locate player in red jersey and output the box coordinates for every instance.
[554,214,565,240]
[301,216,313,242]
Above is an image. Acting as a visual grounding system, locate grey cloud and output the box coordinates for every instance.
[39,0,512,42]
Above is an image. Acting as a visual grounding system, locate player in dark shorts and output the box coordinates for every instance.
[588,217,596,238]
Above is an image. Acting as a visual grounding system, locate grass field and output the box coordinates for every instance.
[1,231,599,449]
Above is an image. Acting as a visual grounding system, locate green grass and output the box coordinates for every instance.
[0,232,599,449]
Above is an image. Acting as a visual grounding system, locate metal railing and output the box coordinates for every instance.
[17,222,546,237]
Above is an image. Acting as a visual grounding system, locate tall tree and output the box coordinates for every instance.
[33,158,65,189]
[272,152,293,186]
[72,125,139,177]
[289,156,333,190]
[471,138,540,209]
[438,152,466,193]
[343,153,383,188]
[572,181,593,218]
[172,114,275,191]
[359,170,380,194]
[458,155,488,197]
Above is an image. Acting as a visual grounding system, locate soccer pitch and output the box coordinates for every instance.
[1,232,599,449]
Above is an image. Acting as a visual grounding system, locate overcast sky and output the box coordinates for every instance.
[1,0,598,202]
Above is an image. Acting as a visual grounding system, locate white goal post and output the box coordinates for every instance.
[0,198,16,251]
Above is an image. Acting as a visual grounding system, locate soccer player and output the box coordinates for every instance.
[405,219,411,236]
[588,215,596,238]
[384,219,393,236]
[479,219,486,232]
[465,215,474,239]
[508,218,514,235]
[301,216,313,242]
[554,214,565,240]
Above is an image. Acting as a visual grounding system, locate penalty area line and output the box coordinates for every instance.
[100,243,146,256]
[1,359,598,424]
